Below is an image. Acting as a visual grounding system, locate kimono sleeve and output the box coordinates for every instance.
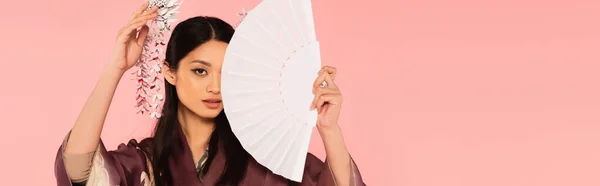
[300,153,366,186]
[54,131,153,186]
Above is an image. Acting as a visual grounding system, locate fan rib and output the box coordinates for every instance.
[303,0,317,40]
[255,21,290,54]
[264,124,296,169]
[271,8,299,49]
[251,114,291,159]
[292,130,311,181]
[226,71,280,82]
[287,0,307,44]
[230,98,281,114]
[262,118,298,158]
[230,52,280,72]
[237,106,284,132]
[239,34,282,59]
[227,88,279,96]
[268,121,304,169]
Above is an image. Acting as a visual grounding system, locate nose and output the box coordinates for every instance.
[207,74,221,94]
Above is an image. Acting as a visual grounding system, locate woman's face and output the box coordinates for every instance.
[164,40,228,119]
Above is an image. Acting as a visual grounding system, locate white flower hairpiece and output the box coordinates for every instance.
[133,0,182,119]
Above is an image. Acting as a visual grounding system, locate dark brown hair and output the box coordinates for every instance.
[151,16,250,186]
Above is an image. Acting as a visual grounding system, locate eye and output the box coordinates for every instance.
[193,69,207,75]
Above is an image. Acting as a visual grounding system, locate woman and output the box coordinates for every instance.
[55,2,365,186]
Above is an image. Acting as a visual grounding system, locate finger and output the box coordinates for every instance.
[126,19,151,34]
[310,87,338,110]
[319,66,337,80]
[310,87,322,110]
[132,1,150,19]
[317,87,339,94]
[316,94,341,114]
[120,12,156,34]
[312,72,327,94]
[120,21,150,41]
[322,72,337,89]
[136,25,150,46]
[130,13,158,26]
[315,94,329,113]
[122,13,157,36]
[313,72,338,94]
[319,104,329,116]
[131,7,158,26]
[140,6,159,17]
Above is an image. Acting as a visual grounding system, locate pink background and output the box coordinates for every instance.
[1,0,600,185]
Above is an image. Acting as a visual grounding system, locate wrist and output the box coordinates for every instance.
[104,61,128,76]
[317,123,341,137]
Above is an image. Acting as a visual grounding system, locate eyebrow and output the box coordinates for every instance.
[191,60,212,67]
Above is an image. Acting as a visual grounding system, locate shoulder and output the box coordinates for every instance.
[137,137,154,155]
[111,137,155,182]
[112,137,154,158]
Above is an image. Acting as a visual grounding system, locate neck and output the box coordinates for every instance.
[177,103,215,152]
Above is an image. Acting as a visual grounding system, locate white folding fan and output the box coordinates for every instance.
[221,0,321,182]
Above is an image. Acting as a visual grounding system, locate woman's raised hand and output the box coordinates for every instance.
[109,2,158,72]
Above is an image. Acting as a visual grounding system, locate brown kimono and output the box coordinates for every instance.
[54,126,365,186]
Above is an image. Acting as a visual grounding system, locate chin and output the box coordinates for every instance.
[194,108,223,119]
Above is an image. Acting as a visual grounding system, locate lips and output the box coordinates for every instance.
[202,99,222,109]
[203,99,222,103]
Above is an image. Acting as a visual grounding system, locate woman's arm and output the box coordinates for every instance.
[60,3,158,182]
[311,66,362,185]
[64,2,157,155]
[61,66,125,183]
[319,125,353,185]
[64,66,125,154]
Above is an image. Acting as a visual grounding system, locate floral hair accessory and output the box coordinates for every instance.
[133,0,182,119]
